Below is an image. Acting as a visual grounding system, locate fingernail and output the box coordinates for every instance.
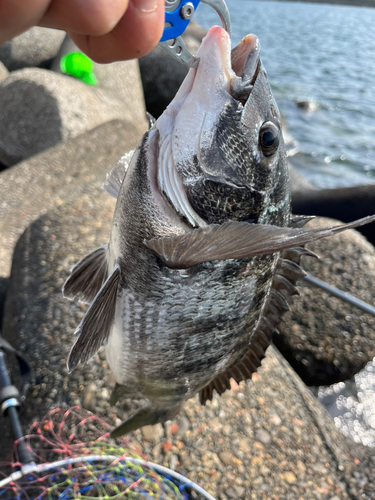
[135,0,159,13]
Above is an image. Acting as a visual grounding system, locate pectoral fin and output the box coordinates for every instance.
[63,245,108,304]
[145,215,375,268]
[67,265,120,373]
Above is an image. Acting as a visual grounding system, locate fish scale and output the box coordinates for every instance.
[111,259,258,393]
[62,27,375,436]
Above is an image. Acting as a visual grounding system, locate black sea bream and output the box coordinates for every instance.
[63,27,375,437]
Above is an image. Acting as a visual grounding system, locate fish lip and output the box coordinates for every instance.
[194,27,261,102]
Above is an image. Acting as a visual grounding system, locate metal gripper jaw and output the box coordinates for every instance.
[159,0,231,68]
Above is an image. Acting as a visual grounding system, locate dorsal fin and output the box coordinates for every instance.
[102,150,134,199]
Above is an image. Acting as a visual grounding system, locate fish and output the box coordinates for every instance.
[62,26,375,438]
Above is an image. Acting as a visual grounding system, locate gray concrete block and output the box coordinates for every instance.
[0,27,65,71]
[0,119,143,280]
[0,68,146,166]
[275,217,375,385]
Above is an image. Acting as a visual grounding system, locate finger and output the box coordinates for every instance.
[70,0,165,63]
[39,0,129,37]
[0,0,49,45]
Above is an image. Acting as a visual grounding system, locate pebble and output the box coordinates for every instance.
[82,382,97,412]
[283,471,298,484]
[141,424,164,443]
[255,428,271,445]
[176,416,190,436]
[219,451,233,466]
[238,438,251,453]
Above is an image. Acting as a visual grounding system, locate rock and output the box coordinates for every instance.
[141,424,164,442]
[0,193,117,461]
[0,61,8,83]
[139,21,206,118]
[0,119,143,281]
[175,415,190,436]
[295,99,320,112]
[0,27,65,71]
[291,184,375,246]
[219,451,233,465]
[0,118,143,462]
[238,438,251,453]
[274,217,375,386]
[255,428,271,445]
[0,67,146,167]
[282,471,297,484]
[82,382,97,412]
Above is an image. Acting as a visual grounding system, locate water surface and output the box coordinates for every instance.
[195,0,375,188]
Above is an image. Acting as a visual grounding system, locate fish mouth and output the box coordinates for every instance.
[154,28,263,228]
[193,26,261,106]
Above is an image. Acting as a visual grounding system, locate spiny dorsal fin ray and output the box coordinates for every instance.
[63,245,108,304]
[145,215,375,268]
[67,265,120,373]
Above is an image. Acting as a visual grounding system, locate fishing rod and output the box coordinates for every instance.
[0,336,35,467]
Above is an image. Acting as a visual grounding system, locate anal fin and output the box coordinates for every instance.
[67,265,120,373]
[63,245,108,304]
[110,403,181,438]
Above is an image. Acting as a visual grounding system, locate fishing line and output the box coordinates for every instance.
[304,274,375,316]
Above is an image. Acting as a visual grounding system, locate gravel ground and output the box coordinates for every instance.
[2,193,375,499]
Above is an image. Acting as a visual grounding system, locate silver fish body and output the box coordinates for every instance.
[63,27,375,436]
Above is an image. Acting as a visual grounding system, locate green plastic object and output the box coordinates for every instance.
[60,52,97,86]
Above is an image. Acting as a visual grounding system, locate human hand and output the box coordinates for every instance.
[0,0,165,63]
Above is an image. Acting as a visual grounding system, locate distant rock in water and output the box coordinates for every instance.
[295,99,320,112]
[275,217,375,386]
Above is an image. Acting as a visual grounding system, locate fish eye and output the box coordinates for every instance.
[259,121,280,157]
